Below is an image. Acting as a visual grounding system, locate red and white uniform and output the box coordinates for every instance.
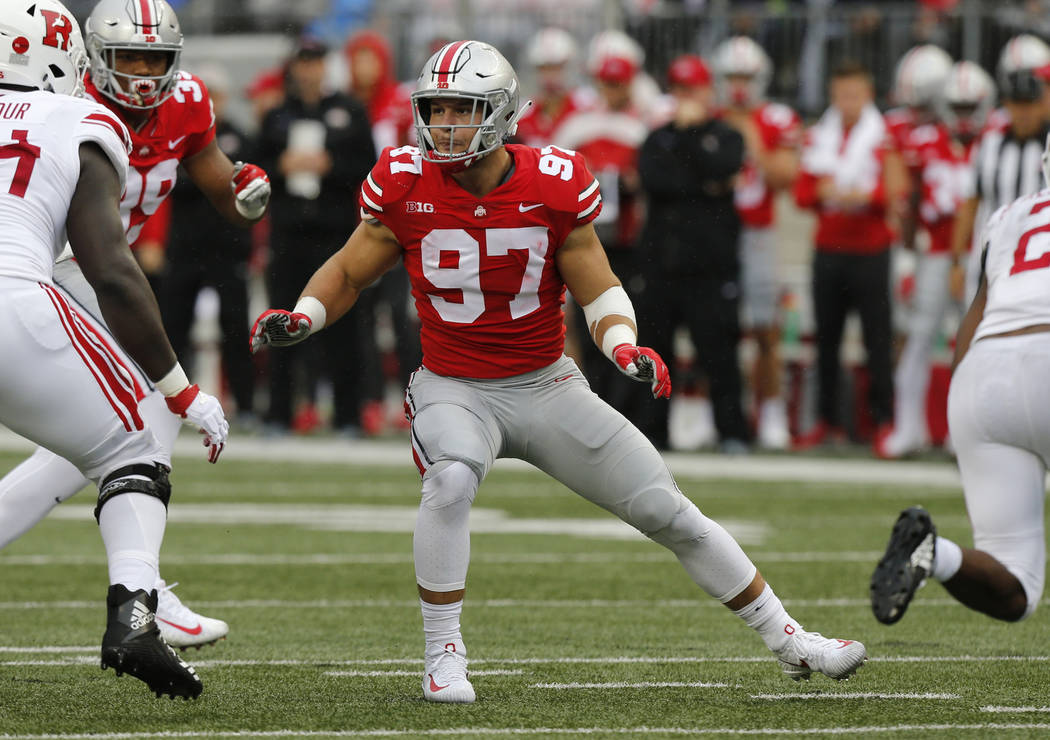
[0,89,165,484]
[947,187,1050,617]
[733,102,801,228]
[884,106,916,153]
[359,143,602,378]
[83,71,215,245]
[515,89,593,149]
[902,122,963,254]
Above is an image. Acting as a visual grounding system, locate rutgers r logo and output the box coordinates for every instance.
[406,201,435,213]
[39,10,73,51]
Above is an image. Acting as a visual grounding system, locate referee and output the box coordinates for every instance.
[950,67,1050,301]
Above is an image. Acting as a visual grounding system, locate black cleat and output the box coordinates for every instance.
[100,585,203,699]
[871,507,936,625]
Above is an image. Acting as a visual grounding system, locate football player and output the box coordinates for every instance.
[874,46,956,459]
[712,36,801,450]
[0,0,226,698]
[251,40,867,704]
[0,0,270,649]
[871,134,1050,625]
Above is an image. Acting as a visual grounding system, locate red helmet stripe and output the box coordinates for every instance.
[435,40,469,85]
[137,0,156,31]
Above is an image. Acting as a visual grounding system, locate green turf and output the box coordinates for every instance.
[1,447,1048,738]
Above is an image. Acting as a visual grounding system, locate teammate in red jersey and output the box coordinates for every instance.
[252,40,867,705]
[712,36,801,450]
[0,0,269,650]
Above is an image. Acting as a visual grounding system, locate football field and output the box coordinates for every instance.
[1,436,1049,739]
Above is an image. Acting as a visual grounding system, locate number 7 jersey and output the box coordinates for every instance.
[360,143,603,378]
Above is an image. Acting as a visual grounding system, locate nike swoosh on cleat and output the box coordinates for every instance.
[428,674,448,692]
[518,203,543,212]
[157,617,203,635]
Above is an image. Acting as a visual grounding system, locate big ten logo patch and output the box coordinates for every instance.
[406,201,435,213]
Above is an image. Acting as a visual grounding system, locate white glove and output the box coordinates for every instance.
[165,385,229,463]
[231,161,271,220]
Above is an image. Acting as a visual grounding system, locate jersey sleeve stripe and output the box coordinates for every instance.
[578,194,602,219]
[366,173,383,197]
[577,178,599,202]
[83,112,131,152]
[361,189,384,213]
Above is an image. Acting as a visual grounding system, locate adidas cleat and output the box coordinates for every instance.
[422,642,475,704]
[101,585,203,699]
[871,506,936,625]
[155,579,229,650]
[776,630,868,682]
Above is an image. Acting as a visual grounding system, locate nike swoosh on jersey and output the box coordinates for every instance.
[157,617,203,635]
[168,135,187,150]
[518,203,543,212]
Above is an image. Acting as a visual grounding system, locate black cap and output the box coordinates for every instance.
[291,36,328,60]
[1001,69,1044,102]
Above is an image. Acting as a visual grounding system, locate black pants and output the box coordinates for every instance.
[811,249,894,429]
[636,275,750,448]
[161,245,253,415]
[266,229,369,429]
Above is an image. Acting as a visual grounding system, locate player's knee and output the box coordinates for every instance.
[420,460,479,511]
[627,488,709,544]
[94,462,171,523]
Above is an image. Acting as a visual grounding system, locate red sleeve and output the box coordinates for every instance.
[570,151,602,227]
[794,170,820,210]
[359,145,418,227]
[178,73,218,159]
[132,197,171,249]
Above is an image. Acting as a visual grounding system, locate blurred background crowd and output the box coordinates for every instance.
[57,0,1050,458]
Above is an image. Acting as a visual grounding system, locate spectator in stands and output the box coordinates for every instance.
[159,65,257,425]
[254,36,376,435]
[793,59,907,451]
[634,54,750,452]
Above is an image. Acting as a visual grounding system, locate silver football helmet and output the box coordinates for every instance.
[0,0,87,96]
[85,0,182,109]
[936,60,995,142]
[412,40,528,168]
[711,36,772,107]
[893,44,953,109]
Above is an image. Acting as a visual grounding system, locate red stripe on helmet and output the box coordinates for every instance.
[138,0,155,31]
[435,40,468,85]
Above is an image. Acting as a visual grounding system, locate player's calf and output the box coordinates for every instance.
[101,585,202,699]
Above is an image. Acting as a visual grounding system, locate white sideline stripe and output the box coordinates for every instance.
[530,681,730,689]
[0,429,968,488]
[981,706,1050,713]
[749,692,960,700]
[3,597,1048,610]
[0,551,888,566]
[6,655,1050,668]
[4,724,1050,738]
[325,669,522,677]
[0,646,96,653]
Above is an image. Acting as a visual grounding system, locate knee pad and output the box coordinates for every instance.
[94,463,171,523]
[420,460,479,511]
[627,487,710,544]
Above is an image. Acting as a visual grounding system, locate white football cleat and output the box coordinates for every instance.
[776,630,867,681]
[154,580,229,650]
[756,399,791,451]
[422,642,476,703]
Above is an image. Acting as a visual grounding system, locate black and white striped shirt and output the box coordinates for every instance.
[974,124,1050,210]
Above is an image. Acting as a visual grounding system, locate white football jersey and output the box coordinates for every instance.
[975,187,1050,341]
[0,90,130,283]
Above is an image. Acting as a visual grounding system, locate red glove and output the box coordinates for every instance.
[249,309,312,354]
[231,161,270,220]
[612,344,672,399]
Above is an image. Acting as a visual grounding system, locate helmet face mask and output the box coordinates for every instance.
[0,0,87,97]
[412,41,523,169]
[85,0,182,110]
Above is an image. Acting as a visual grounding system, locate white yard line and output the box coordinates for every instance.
[3,724,1050,738]
[529,681,731,689]
[324,669,522,677]
[980,706,1050,713]
[749,692,960,700]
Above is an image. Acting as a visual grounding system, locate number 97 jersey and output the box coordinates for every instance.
[360,143,603,379]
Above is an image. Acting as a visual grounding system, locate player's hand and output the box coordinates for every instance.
[612,344,672,399]
[231,161,270,220]
[250,309,312,354]
[164,385,229,463]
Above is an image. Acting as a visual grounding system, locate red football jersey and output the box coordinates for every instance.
[901,122,963,253]
[884,106,916,153]
[360,143,602,378]
[84,72,216,244]
[732,102,801,228]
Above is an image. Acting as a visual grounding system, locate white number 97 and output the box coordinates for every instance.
[539,145,574,181]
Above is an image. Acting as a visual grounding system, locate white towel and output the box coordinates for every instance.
[802,103,886,194]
